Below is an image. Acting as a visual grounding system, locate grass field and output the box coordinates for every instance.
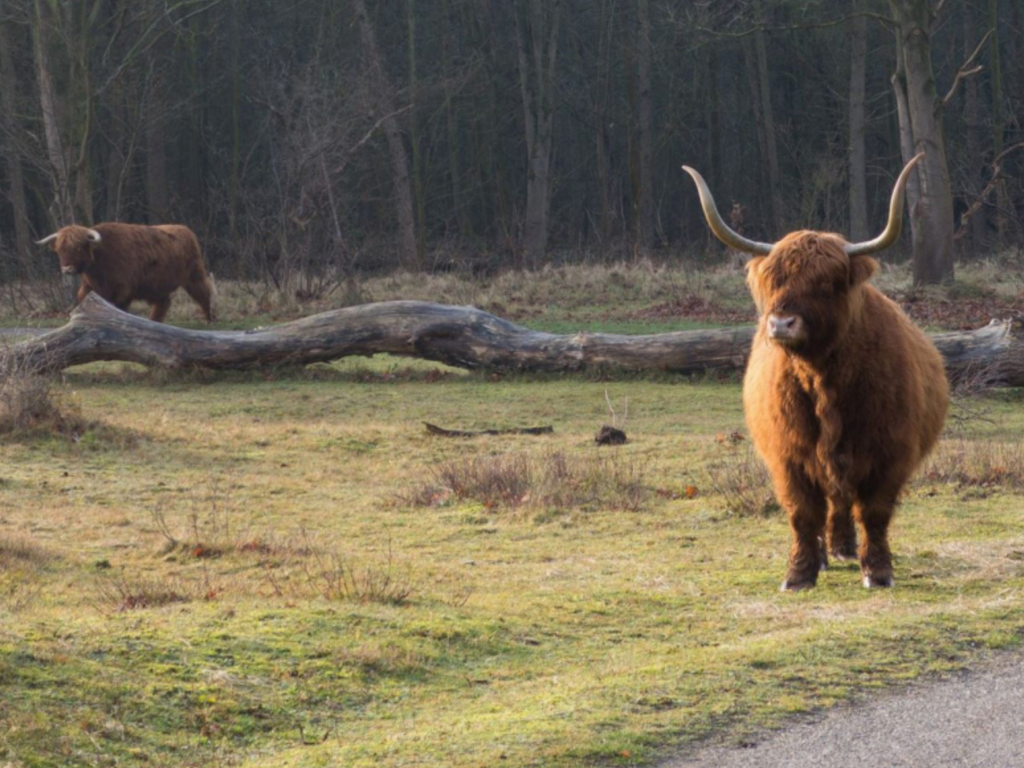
[2,261,1024,767]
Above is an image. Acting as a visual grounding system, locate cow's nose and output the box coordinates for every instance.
[768,314,800,339]
[770,313,798,339]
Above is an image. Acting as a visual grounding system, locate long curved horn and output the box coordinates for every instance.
[35,233,59,246]
[681,165,774,255]
[844,152,925,257]
[85,228,102,243]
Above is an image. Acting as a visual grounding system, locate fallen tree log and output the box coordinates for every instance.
[2,293,1020,386]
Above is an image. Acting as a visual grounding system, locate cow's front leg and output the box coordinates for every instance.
[826,497,858,561]
[775,465,827,591]
[149,297,172,323]
[854,491,898,588]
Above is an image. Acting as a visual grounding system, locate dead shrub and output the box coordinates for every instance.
[297,535,415,606]
[148,480,284,559]
[706,445,778,517]
[0,534,55,613]
[0,533,56,567]
[0,367,87,437]
[919,437,1024,489]
[404,449,648,513]
[95,570,194,612]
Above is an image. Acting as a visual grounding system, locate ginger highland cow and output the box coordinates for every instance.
[37,223,215,323]
[683,154,948,590]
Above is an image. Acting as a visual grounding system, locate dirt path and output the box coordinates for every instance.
[663,654,1024,768]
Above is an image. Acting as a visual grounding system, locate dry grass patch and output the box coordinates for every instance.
[920,436,1024,490]
[94,569,198,612]
[0,533,56,613]
[0,369,88,437]
[706,444,778,517]
[405,448,648,513]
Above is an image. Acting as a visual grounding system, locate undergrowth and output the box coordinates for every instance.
[403,448,648,513]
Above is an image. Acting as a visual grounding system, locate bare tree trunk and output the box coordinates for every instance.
[407,0,426,258]
[635,0,654,251]
[889,0,955,285]
[848,14,869,241]
[988,0,1007,250]
[963,0,987,259]
[145,70,170,223]
[229,0,242,238]
[440,0,470,238]
[352,0,420,271]
[0,18,32,261]
[32,0,73,225]
[752,0,783,232]
[514,0,561,267]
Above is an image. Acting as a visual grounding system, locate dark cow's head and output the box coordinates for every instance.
[682,154,923,354]
[36,225,103,275]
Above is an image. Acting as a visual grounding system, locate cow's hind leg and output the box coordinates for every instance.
[149,296,172,323]
[826,498,858,562]
[776,466,827,591]
[853,490,899,588]
[184,273,215,323]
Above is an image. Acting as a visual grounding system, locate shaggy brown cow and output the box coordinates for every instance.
[683,154,948,590]
[37,223,214,323]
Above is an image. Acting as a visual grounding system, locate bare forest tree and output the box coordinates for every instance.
[1,0,1022,290]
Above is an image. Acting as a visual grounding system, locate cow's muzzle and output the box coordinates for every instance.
[767,313,806,344]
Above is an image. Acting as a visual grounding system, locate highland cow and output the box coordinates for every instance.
[37,223,214,323]
[683,154,948,590]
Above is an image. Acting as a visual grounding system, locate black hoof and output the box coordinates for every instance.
[862,573,894,589]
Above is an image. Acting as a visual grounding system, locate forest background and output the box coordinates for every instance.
[0,0,1021,300]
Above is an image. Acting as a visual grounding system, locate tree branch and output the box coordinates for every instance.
[693,11,893,40]
[942,28,993,107]
[954,142,1024,240]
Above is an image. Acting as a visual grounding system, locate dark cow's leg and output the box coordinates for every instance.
[777,466,827,591]
[826,498,858,561]
[853,491,898,588]
[149,297,172,323]
[184,273,215,322]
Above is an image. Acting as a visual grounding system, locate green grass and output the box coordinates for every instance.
[2,361,1023,767]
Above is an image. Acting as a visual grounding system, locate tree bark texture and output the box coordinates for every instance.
[514,0,561,267]
[848,14,869,242]
[352,0,420,271]
[4,295,1017,388]
[962,0,987,258]
[888,0,956,285]
[635,0,654,250]
[0,18,32,262]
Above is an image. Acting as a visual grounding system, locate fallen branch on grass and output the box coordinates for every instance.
[1,294,1019,386]
[424,423,554,437]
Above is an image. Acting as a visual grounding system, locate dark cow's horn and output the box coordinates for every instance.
[681,165,774,255]
[35,233,59,245]
[844,152,925,257]
[86,228,102,243]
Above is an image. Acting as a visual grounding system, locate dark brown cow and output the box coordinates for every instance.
[37,223,214,323]
[683,154,948,590]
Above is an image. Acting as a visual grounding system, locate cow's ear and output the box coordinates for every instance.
[849,255,878,286]
[745,256,765,276]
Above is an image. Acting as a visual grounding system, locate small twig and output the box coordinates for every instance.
[942,28,993,107]
[954,142,1024,240]
[334,105,413,176]
[423,422,553,437]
